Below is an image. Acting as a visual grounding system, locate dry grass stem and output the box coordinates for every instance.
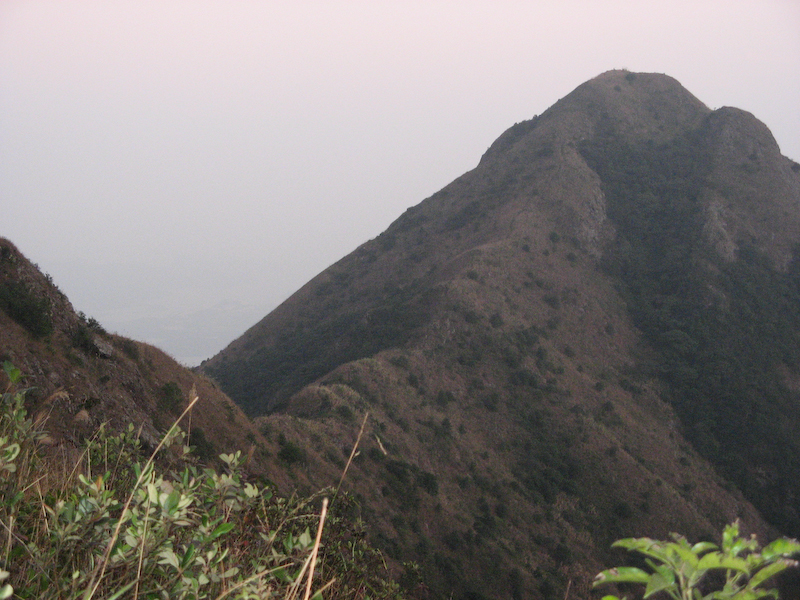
[82,392,201,600]
[333,412,368,502]
[302,497,329,600]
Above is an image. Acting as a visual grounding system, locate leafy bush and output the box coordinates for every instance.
[417,471,439,496]
[0,362,403,600]
[594,521,800,600]
[71,323,97,354]
[278,438,307,465]
[187,426,216,462]
[159,381,184,414]
[489,313,504,328]
[0,280,53,337]
[435,390,456,407]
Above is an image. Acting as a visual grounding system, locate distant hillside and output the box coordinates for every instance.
[0,236,302,490]
[0,237,413,599]
[203,71,800,599]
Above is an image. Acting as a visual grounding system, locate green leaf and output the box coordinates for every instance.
[1,441,20,464]
[180,543,197,570]
[671,541,700,568]
[723,522,741,548]
[105,580,137,600]
[748,560,794,590]
[644,571,675,597]
[594,567,650,587]
[158,549,181,570]
[2,361,20,384]
[163,490,181,515]
[274,566,293,583]
[209,522,235,540]
[649,562,676,583]
[760,538,800,561]
[613,537,659,552]
[697,552,749,574]
[692,541,719,555]
[614,538,679,565]
[725,590,775,600]
[298,527,313,549]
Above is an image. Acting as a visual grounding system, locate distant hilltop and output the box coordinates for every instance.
[202,71,800,599]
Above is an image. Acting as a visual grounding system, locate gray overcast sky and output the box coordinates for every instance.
[2,1,799,365]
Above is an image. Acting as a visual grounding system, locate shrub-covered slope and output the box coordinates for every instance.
[203,71,800,599]
[0,236,297,491]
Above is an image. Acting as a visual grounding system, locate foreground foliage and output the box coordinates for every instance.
[594,522,800,600]
[0,362,402,600]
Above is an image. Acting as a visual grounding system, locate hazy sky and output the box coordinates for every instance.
[2,1,799,365]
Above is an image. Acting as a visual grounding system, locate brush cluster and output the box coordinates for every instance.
[0,362,403,600]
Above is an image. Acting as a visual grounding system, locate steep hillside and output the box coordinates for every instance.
[203,71,800,599]
[0,237,300,491]
[0,237,414,599]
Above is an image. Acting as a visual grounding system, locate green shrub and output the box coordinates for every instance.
[116,338,140,360]
[0,362,404,600]
[159,381,184,414]
[389,355,410,369]
[542,293,560,309]
[277,439,307,465]
[510,369,539,388]
[481,392,500,411]
[435,390,456,407]
[0,281,52,338]
[417,471,439,496]
[187,426,215,462]
[335,403,355,422]
[71,323,96,354]
[594,521,800,600]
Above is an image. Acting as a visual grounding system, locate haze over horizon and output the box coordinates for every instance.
[2,1,799,365]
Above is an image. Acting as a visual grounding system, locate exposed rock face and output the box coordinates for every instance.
[203,71,800,599]
[699,106,800,268]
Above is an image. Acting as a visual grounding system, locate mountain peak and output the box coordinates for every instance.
[202,72,800,599]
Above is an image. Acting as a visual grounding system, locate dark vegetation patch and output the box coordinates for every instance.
[206,282,438,416]
[277,434,307,465]
[0,280,53,338]
[581,118,800,535]
[187,426,215,462]
[158,381,184,414]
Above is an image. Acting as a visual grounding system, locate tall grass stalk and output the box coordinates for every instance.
[303,497,329,600]
[333,412,368,503]
[82,393,201,600]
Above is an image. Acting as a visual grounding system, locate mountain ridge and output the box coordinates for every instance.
[202,70,800,598]
[0,236,309,494]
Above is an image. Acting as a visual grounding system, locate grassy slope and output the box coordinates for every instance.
[201,71,800,599]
